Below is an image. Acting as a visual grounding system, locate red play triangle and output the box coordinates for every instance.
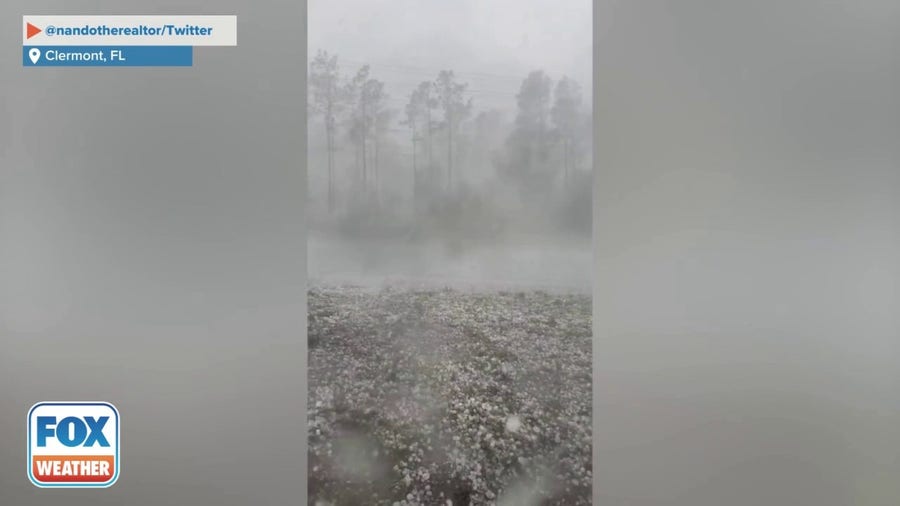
[26,22,41,39]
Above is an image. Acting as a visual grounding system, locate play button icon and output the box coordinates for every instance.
[26,22,42,39]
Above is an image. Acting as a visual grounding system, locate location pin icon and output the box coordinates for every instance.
[29,48,41,64]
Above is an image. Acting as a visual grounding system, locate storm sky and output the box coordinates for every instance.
[309,0,593,115]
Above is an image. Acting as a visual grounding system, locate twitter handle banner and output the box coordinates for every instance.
[23,15,235,68]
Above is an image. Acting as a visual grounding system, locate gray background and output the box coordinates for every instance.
[593,1,898,505]
[2,1,899,505]
[1,1,306,504]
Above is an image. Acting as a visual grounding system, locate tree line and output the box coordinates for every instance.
[309,49,591,221]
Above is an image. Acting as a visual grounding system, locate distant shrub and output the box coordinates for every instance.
[551,168,592,236]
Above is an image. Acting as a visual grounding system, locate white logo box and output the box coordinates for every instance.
[27,402,120,488]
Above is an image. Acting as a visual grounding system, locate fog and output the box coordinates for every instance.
[307,3,594,504]
[309,0,593,114]
[308,0,593,290]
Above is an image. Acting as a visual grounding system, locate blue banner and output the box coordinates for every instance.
[24,46,192,67]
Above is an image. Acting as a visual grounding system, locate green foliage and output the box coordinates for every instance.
[308,51,593,241]
[552,169,592,236]
[309,50,343,118]
[495,71,559,195]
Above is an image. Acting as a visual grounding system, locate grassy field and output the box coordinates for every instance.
[309,286,592,506]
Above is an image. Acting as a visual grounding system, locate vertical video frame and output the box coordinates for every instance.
[308,1,593,504]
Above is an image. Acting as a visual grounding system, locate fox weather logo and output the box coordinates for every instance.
[27,402,120,488]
